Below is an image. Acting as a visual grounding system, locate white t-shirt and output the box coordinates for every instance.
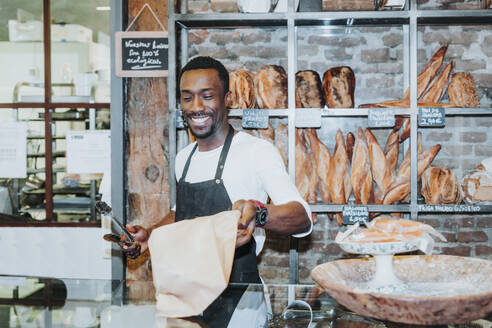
[174,131,313,239]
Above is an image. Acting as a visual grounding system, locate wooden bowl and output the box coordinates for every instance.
[311,255,492,325]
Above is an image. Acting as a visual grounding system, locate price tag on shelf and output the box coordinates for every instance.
[368,108,395,128]
[242,109,269,129]
[342,206,369,225]
[295,108,321,128]
[419,107,445,127]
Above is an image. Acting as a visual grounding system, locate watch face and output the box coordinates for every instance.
[257,208,268,226]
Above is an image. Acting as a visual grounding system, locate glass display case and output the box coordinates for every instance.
[1,275,490,327]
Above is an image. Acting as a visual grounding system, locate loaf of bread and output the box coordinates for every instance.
[228,69,256,109]
[421,166,462,204]
[351,128,373,205]
[254,65,288,109]
[448,72,479,108]
[463,168,492,204]
[420,60,454,103]
[322,66,356,108]
[295,70,325,108]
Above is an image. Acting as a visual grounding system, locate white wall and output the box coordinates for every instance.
[0,227,111,279]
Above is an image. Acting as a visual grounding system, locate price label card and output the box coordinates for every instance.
[295,108,321,128]
[419,107,445,127]
[242,109,269,129]
[342,206,369,225]
[67,130,110,174]
[368,108,395,128]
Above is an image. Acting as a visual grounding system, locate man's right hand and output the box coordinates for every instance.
[120,225,150,259]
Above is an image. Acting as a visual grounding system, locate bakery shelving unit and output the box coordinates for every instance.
[168,0,492,283]
[12,93,103,221]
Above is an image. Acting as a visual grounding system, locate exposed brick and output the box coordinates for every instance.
[361,49,389,64]
[445,116,471,127]
[196,45,228,58]
[242,31,271,45]
[377,62,403,74]
[441,232,457,242]
[357,65,379,74]
[422,31,478,46]
[454,59,487,72]
[442,145,472,156]
[210,0,239,12]
[458,231,488,243]
[257,46,286,58]
[188,1,210,13]
[308,36,360,47]
[473,73,492,87]
[460,132,487,143]
[475,145,492,157]
[446,45,465,59]
[420,218,440,228]
[481,35,492,57]
[443,217,474,228]
[209,31,240,44]
[188,30,210,45]
[365,76,395,88]
[426,131,453,142]
[324,48,352,60]
[397,49,426,62]
[441,246,471,256]
[476,245,492,256]
[475,117,492,128]
[228,45,256,58]
[431,158,460,170]
[382,33,402,48]
[477,217,492,228]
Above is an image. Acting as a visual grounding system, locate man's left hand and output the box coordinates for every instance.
[232,200,256,248]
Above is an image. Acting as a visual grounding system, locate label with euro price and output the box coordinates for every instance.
[368,108,395,128]
[419,107,445,127]
[342,206,369,225]
[295,108,321,128]
[242,109,269,129]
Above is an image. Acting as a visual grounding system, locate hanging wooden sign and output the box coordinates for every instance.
[114,4,168,77]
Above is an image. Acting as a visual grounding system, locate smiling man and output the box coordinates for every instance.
[123,56,312,327]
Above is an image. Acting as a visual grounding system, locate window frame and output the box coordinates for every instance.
[0,0,110,226]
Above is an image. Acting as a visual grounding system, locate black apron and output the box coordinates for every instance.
[175,126,261,327]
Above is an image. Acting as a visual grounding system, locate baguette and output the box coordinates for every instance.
[351,128,373,205]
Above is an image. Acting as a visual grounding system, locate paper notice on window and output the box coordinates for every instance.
[0,123,27,178]
[67,130,110,174]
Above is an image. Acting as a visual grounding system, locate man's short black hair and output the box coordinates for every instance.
[179,56,229,95]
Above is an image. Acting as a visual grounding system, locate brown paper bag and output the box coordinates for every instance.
[149,210,240,318]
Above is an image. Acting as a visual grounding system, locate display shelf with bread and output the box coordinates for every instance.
[168,0,492,283]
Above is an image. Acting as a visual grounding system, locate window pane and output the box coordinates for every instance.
[0,1,44,103]
[51,0,111,103]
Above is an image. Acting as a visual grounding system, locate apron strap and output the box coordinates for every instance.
[215,125,235,180]
[180,143,198,182]
[180,125,235,182]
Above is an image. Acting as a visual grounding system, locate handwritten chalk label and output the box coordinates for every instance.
[295,108,321,128]
[419,107,445,127]
[418,204,481,212]
[242,110,269,129]
[342,206,369,225]
[115,31,168,77]
[368,109,395,128]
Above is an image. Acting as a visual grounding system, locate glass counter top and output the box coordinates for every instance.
[0,275,490,328]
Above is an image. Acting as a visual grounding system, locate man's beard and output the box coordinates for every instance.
[185,112,217,139]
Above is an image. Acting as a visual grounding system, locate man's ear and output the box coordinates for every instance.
[225,91,232,108]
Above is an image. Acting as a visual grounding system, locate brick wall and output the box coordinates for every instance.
[185,18,491,284]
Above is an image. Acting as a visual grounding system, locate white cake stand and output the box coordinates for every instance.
[337,241,417,288]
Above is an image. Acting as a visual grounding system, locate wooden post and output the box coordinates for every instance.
[126,0,170,301]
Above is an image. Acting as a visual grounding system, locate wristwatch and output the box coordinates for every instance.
[249,200,268,227]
